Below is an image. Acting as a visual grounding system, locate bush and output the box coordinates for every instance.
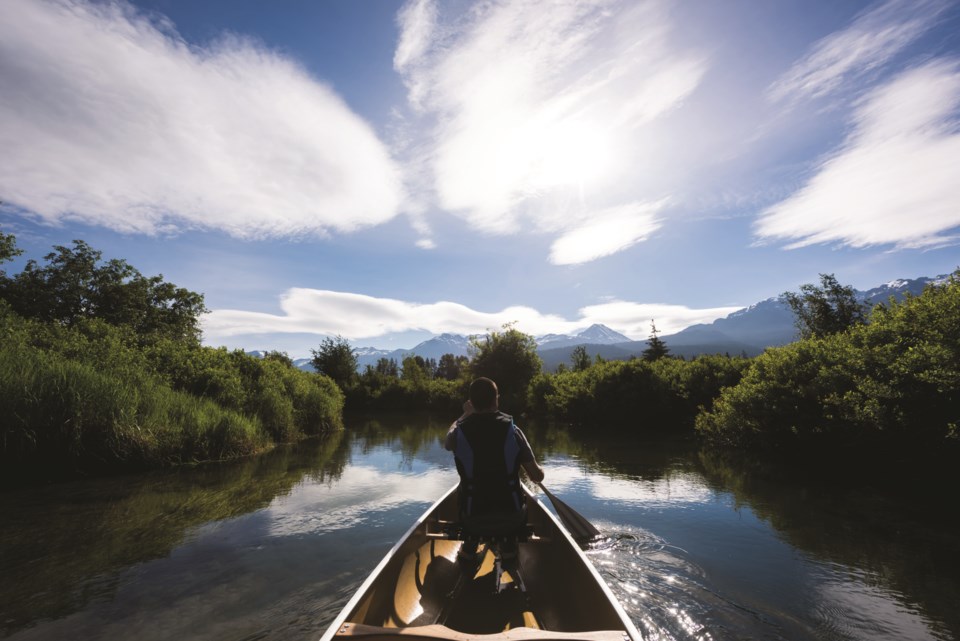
[528,355,750,430]
[696,272,960,452]
[0,338,266,468]
[0,303,344,472]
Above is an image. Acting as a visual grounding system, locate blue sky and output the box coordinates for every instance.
[2,0,959,356]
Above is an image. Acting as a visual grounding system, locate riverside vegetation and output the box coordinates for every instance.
[0,232,343,477]
[3,227,957,478]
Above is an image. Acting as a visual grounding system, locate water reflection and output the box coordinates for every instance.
[0,431,348,637]
[1,415,956,641]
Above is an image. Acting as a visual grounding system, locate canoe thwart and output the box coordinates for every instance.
[336,623,631,641]
[425,518,547,544]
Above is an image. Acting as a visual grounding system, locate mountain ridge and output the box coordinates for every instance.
[244,273,950,373]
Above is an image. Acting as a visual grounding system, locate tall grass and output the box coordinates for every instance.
[0,340,267,468]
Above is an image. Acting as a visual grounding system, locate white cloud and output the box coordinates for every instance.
[756,60,960,249]
[202,288,742,343]
[767,0,948,103]
[0,0,402,238]
[394,0,436,75]
[549,201,666,265]
[394,0,706,262]
[577,301,742,337]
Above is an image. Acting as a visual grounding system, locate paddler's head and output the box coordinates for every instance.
[468,377,499,412]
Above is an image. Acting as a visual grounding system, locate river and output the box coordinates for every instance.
[1,413,957,641]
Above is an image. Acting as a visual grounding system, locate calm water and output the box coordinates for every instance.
[2,414,958,641]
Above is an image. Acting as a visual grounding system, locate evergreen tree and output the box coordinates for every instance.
[642,320,670,361]
[374,357,399,378]
[571,345,591,371]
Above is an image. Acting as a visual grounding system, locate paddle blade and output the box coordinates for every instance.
[539,484,601,544]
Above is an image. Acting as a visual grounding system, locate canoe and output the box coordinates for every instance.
[320,484,642,641]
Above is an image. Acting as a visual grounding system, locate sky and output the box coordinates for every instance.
[2,0,959,357]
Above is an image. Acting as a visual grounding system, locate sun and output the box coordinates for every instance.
[525,118,615,192]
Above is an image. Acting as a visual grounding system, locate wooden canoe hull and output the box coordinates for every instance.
[319,484,642,641]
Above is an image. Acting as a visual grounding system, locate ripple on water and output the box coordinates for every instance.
[588,526,794,641]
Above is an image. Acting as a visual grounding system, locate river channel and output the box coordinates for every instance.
[1,414,957,641]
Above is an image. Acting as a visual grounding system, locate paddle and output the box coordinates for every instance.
[536,482,600,544]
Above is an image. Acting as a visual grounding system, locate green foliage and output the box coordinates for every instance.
[781,273,866,340]
[0,238,207,343]
[374,357,399,378]
[528,354,749,429]
[642,320,670,361]
[351,353,463,412]
[310,335,358,390]
[0,330,267,467]
[0,261,344,473]
[469,324,542,412]
[570,345,591,371]
[698,272,960,451]
[0,229,22,265]
[263,350,294,367]
[436,353,468,380]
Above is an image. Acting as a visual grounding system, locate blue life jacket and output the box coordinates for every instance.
[451,411,524,517]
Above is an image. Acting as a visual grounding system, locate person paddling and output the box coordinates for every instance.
[445,377,544,565]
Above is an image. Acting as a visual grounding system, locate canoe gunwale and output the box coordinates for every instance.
[335,622,632,641]
[318,483,643,641]
[319,485,460,641]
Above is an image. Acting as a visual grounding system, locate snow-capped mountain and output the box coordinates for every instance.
[659,273,951,356]
[536,324,631,349]
[248,274,952,373]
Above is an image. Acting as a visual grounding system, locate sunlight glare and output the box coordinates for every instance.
[525,118,615,191]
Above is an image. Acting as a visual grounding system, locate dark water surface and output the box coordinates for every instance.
[2,415,957,640]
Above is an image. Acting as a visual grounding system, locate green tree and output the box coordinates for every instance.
[401,355,429,385]
[571,344,591,371]
[0,229,22,265]
[781,273,866,339]
[698,271,960,451]
[469,324,542,411]
[310,335,357,390]
[436,353,468,380]
[0,239,206,343]
[374,357,399,378]
[263,350,294,367]
[642,320,670,361]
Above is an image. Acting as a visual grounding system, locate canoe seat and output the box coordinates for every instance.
[425,517,540,594]
[335,622,631,641]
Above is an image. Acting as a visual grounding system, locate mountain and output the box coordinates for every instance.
[536,324,631,349]
[538,274,951,370]
[654,273,951,358]
[251,275,950,374]
[408,333,473,360]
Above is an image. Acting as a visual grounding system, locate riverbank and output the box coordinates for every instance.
[0,308,345,481]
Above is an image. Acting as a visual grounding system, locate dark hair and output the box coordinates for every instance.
[469,377,498,410]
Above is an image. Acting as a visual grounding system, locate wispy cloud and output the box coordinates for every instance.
[203,289,741,343]
[756,60,960,249]
[549,201,665,265]
[0,0,402,238]
[767,0,948,104]
[394,0,706,262]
